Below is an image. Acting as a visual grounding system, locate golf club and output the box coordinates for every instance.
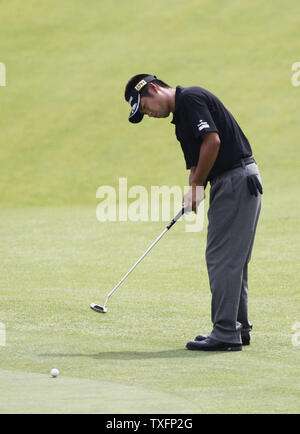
[90,207,185,314]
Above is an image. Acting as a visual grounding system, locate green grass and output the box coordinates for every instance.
[0,369,198,414]
[0,206,299,413]
[1,0,299,206]
[0,0,300,414]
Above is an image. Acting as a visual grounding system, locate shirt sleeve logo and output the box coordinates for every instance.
[197,119,210,131]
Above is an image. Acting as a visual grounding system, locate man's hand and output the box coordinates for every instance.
[183,185,205,213]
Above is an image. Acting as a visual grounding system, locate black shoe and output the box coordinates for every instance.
[195,331,250,346]
[186,337,242,351]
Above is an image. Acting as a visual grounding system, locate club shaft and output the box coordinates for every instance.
[104,228,168,306]
[103,208,185,308]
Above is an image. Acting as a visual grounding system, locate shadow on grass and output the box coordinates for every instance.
[41,349,228,360]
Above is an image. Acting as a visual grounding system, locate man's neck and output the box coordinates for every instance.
[168,88,177,113]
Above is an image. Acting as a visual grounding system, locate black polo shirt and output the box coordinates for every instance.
[171,86,253,180]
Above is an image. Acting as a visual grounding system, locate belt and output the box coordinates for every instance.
[209,156,256,183]
[230,156,255,171]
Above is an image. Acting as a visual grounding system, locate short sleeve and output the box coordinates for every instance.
[181,94,218,139]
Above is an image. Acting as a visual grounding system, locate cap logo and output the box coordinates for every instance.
[134,79,147,92]
[131,103,137,114]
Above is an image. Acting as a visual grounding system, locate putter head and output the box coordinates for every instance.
[90,303,108,313]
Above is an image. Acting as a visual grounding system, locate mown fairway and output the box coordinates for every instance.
[0,0,299,413]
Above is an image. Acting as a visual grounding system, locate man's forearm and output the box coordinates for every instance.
[191,133,220,186]
[189,167,196,186]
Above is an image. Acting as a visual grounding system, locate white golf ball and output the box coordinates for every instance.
[50,368,59,378]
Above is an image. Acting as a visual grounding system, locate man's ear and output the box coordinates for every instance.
[147,82,158,95]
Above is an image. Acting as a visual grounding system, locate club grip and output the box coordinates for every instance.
[166,207,185,230]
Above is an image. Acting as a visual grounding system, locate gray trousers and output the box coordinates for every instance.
[206,162,262,344]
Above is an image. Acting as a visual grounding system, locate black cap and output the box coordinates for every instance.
[127,75,157,123]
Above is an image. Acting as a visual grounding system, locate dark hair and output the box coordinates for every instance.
[124,74,171,101]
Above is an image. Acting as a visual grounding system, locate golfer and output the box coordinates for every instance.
[124,74,262,351]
